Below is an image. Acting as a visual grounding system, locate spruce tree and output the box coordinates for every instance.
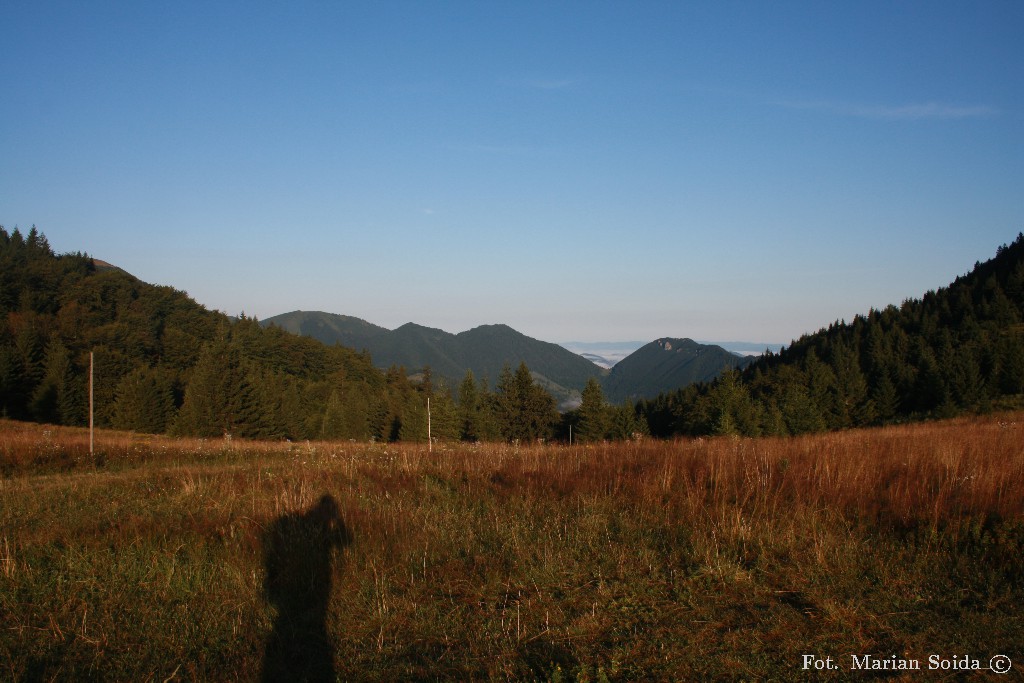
[111,367,175,433]
[341,384,372,441]
[457,370,481,441]
[495,362,557,442]
[321,390,347,440]
[173,339,264,437]
[399,393,428,443]
[607,400,649,441]
[28,340,72,424]
[870,368,900,424]
[576,377,610,442]
[429,382,460,441]
[13,323,45,418]
[997,335,1024,394]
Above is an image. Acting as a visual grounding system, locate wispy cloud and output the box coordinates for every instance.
[775,99,999,121]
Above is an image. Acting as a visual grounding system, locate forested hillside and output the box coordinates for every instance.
[0,228,560,443]
[262,311,605,396]
[6,227,1022,445]
[639,234,1024,437]
[602,337,752,402]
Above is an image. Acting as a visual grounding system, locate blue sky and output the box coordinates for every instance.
[3,1,1021,344]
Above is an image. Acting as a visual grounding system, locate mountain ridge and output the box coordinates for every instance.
[262,311,606,405]
[261,311,756,402]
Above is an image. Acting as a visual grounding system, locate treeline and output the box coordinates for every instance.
[638,233,1024,438]
[0,226,580,443]
[4,226,1023,444]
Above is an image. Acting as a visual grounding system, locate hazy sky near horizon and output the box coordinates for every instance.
[3,1,1022,344]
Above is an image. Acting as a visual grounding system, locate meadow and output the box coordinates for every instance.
[1,415,1022,681]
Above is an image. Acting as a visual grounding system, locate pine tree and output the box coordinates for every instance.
[576,377,610,442]
[428,383,460,442]
[494,364,520,440]
[13,322,45,418]
[706,370,761,436]
[381,365,415,442]
[173,339,264,437]
[829,338,871,427]
[457,370,481,441]
[475,382,503,442]
[368,388,395,442]
[111,367,175,433]
[495,362,557,442]
[997,334,1024,395]
[607,400,648,441]
[341,384,372,441]
[399,393,428,443]
[256,371,306,440]
[0,343,18,418]
[803,350,840,429]
[321,390,347,440]
[870,368,900,424]
[779,382,826,434]
[29,340,83,425]
[909,342,947,415]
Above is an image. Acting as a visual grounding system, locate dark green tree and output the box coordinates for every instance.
[828,338,871,427]
[399,393,428,443]
[495,362,557,442]
[576,377,610,442]
[429,381,460,442]
[28,340,82,425]
[607,400,649,441]
[255,371,306,440]
[704,370,762,436]
[320,390,347,440]
[111,367,175,434]
[457,370,481,441]
[172,339,264,438]
[869,368,900,424]
[997,334,1024,395]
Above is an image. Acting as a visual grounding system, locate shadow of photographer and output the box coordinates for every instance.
[261,494,352,682]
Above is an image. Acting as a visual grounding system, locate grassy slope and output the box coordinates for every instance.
[1,417,1022,680]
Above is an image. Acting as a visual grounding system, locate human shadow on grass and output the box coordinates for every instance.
[261,494,352,683]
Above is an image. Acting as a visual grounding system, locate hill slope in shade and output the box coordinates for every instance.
[262,312,755,401]
[261,312,606,395]
[262,310,388,351]
[603,338,754,402]
[638,233,1024,438]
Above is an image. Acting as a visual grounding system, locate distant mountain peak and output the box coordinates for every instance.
[656,337,718,353]
[463,323,519,336]
[261,313,755,404]
[603,337,753,402]
[656,338,700,351]
[261,311,605,406]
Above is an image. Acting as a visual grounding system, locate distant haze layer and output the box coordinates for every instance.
[561,341,782,368]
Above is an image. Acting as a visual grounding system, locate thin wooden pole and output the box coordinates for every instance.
[427,397,432,452]
[89,351,94,455]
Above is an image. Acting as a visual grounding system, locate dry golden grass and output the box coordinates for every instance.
[1,414,1022,680]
